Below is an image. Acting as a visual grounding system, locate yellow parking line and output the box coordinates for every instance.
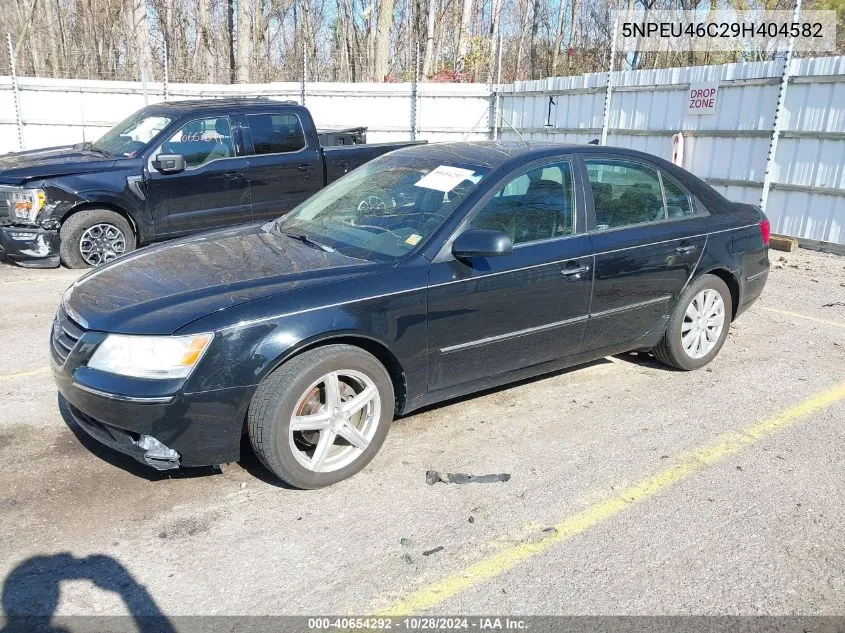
[0,366,50,380]
[377,380,845,616]
[759,306,845,329]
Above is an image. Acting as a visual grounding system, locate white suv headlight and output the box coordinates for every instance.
[87,333,213,379]
[5,188,47,223]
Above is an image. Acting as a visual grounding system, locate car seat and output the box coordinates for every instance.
[508,179,565,243]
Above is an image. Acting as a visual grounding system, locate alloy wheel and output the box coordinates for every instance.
[681,288,725,359]
[288,370,381,473]
[79,223,126,266]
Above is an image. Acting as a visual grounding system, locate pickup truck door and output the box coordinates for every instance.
[238,111,323,222]
[145,115,251,237]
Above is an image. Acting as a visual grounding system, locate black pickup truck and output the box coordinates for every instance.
[0,99,422,268]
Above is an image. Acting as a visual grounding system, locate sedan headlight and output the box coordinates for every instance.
[6,188,47,223]
[87,333,213,379]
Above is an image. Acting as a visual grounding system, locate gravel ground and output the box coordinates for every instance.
[0,248,843,621]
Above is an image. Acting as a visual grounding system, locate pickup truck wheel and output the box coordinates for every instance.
[247,344,394,489]
[59,209,136,268]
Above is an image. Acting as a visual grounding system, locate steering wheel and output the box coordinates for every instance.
[357,195,390,212]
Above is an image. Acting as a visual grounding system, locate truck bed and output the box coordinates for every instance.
[323,141,427,184]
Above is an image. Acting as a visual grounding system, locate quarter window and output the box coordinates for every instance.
[470,161,575,245]
[247,113,306,154]
[663,175,694,218]
[585,160,666,230]
[156,116,236,169]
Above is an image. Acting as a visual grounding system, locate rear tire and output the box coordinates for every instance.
[652,274,732,371]
[247,344,395,489]
[59,209,136,269]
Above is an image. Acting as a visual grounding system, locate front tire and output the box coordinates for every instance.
[247,344,395,489]
[59,209,136,268]
[652,274,732,371]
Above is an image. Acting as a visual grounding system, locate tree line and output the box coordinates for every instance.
[1,0,840,85]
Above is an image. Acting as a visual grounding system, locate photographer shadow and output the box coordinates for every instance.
[1,553,175,633]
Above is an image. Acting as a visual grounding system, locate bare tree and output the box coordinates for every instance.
[125,0,152,80]
[236,0,253,81]
[422,0,437,76]
[374,0,396,80]
[455,0,473,68]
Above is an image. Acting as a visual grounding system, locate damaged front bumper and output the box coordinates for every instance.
[63,400,182,470]
[0,224,60,267]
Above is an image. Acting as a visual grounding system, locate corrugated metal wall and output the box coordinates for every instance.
[0,78,492,151]
[499,56,845,245]
[1,56,843,244]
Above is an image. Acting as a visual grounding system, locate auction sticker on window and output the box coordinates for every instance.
[414,166,476,192]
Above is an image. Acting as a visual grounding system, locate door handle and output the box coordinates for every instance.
[560,264,590,278]
[297,164,310,171]
[223,171,242,180]
[675,245,698,254]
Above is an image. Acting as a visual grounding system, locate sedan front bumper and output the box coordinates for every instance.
[53,363,254,469]
[0,225,60,267]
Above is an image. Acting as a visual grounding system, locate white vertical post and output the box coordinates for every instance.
[410,43,420,140]
[600,14,619,146]
[300,40,307,105]
[493,29,503,140]
[6,33,24,151]
[760,0,802,213]
[163,39,169,101]
[140,65,149,105]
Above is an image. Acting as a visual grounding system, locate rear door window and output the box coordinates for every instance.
[585,160,666,230]
[246,113,306,155]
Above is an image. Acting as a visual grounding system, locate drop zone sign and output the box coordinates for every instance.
[687,83,719,115]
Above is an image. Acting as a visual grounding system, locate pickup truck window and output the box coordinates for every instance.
[154,116,236,169]
[269,155,487,262]
[91,114,172,158]
[247,113,306,155]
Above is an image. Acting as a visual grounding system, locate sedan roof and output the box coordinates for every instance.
[388,140,671,171]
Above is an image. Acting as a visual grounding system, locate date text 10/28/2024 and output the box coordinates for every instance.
[307,617,528,630]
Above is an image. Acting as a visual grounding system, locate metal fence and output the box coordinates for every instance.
[499,55,845,247]
[0,54,843,246]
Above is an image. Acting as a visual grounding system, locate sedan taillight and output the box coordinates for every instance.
[759,219,771,246]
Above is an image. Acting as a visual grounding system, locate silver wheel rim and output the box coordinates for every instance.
[681,288,726,359]
[79,223,126,266]
[288,370,381,473]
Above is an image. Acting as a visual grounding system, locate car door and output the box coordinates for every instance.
[239,111,323,222]
[426,158,594,393]
[145,115,251,236]
[580,156,709,355]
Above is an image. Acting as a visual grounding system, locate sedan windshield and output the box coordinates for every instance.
[269,155,488,261]
[91,113,173,158]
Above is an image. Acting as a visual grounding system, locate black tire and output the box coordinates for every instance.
[59,209,136,269]
[247,344,395,489]
[652,274,733,371]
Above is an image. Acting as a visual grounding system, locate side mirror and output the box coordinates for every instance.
[152,153,186,174]
[451,229,513,259]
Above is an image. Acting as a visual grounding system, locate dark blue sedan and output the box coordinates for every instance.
[52,142,771,488]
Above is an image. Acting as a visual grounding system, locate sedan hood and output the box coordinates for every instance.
[64,225,383,335]
[0,146,117,184]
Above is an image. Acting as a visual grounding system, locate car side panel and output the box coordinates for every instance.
[42,167,155,243]
[582,215,710,357]
[178,263,430,410]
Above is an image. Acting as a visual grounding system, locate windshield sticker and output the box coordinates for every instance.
[414,166,476,193]
[405,233,422,246]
